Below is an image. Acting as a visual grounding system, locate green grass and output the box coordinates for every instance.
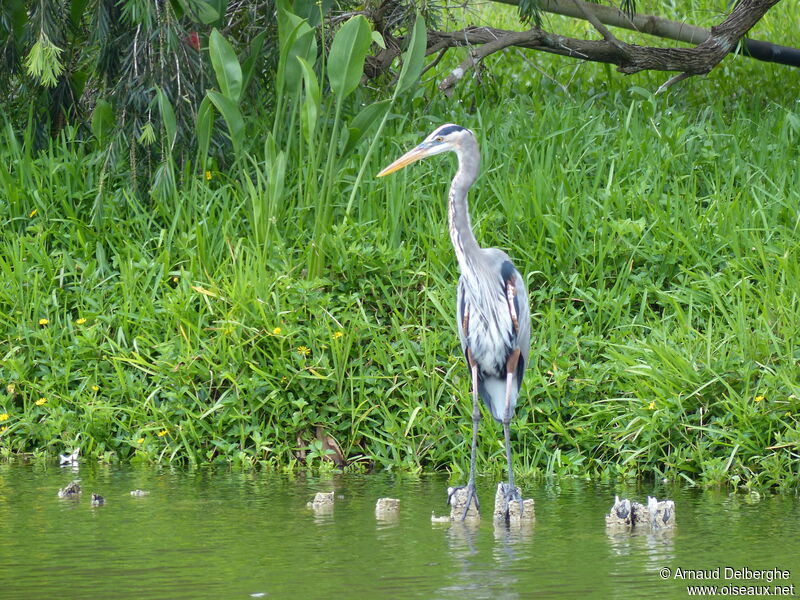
[1,5,800,490]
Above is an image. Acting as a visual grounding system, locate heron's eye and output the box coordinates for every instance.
[435,136,444,142]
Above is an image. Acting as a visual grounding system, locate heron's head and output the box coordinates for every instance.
[377,124,474,177]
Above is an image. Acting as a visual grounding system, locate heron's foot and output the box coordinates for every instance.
[501,481,524,519]
[448,480,480,520]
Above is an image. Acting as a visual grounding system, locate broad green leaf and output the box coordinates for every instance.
[206,90,244,154]
[268,150,286,207]
[293,0,332,27]
[285,24,317,95]
[297,57,320,143]
[292,0,316,23]
[178,0,222,24]
[7,0,25,38]
[209,29,242,102]
[71,69,88,100]
[276,0,299,45]
[91,99,114,143]
[327,16,372,101]
[340,99,391,159]
[276,9,313,102]
[371,31,385,49]
[208,0,228,22]
[70,0,90,26]
[196,95,215,158]
[156,87,177,152]
[241,31,267,96]
[396,13,426,95]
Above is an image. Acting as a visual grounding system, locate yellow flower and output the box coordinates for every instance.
[332,331,343,339]
[0,413,8,422]
[76,318,87,325]
[648,401,656,410]
[172,276,179,283]
[92,385,100,392]
[29,208,37,217]
[754,395,765,403]
[157,429,168,437]
[272,327,282,335]
[0,426,7,434]
[35,397,47,406]
[297,345,311,356]
[137,437,145,444]
[205,170,212,181]
[39,318,49,326]
[6,384,15,395]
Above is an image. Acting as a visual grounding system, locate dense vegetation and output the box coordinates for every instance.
[1,1,799,491]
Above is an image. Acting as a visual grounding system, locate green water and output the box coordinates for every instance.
[1,464,798,599]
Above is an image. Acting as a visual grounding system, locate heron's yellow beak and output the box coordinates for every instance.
[377,146,431,177]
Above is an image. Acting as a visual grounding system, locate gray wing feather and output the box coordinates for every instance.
[456,276,469,360]
[512,268,531,379]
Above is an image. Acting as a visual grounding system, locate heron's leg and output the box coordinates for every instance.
[502,349,523,518]
[461,350,481,520]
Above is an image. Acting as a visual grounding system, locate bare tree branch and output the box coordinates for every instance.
[655,71,692,94]
[427,0,782,92]
[499,0,800,67]
[570,0,620,44]
[365,0,794,94]
[437,29,542,93]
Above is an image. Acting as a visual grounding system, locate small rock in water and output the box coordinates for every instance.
[130,489,150,497]
[493,483,535,523]
[91,493,105,506]
[58,480,81,498]
[307,491,335,509]
[447,486,480,521]
[375,497,400,514]
[59,449,80,465]
[605,495,675,530]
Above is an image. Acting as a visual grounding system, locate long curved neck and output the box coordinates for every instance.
[448,135,481,272]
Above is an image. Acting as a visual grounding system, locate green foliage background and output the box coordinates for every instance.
[1,0,799,491]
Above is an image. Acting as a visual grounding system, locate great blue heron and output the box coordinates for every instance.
[378,124,531,519]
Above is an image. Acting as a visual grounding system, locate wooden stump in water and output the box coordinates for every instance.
[375,498,400,520]
[493,483,535,523]
[446,487,480,522]
[375,498,400,513]
[606,495,675,530]
[307,491,335,510]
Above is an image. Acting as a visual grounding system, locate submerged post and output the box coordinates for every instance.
[493,483,535,524]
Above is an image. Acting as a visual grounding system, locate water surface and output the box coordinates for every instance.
[1,464,798,599]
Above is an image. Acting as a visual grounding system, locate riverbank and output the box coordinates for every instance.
[1,9,799,489]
